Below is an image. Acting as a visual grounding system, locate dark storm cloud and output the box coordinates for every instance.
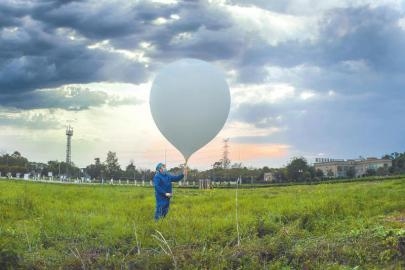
[0,88,107,111]
[317,7,405,72]
[0,86,142,111]
[1,0,404,127]
[228,3,405,157]
[0,1,29,27]
[0,110,61,129]
[30,0,178,40]
[147,27,243,63]
[0,42,148,95]
[230,4,405,157]
[237,5,405,90]
[231,102,280,127]
[109,1,236,62]
[227,0,284,11]
[0,0,151,98]
[0,0,236,105]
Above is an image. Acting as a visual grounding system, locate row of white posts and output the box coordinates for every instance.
[105,179,239,188]
[1,174,240,189]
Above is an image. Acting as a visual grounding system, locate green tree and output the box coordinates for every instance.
[212,161,222,169]
[366,168,376,176]
[286,157,310,182]
[125,161,139,180]
[395,153,405,173]
[85,158,106,181]
[315,169,324,179]
[105,151,122,180]
[46,160,81,179]
[327,169,334,178]
[0,151,29,175]
[383,152,405,174]
[46,160,61,176]
[270,168,287,183]
[376,166,388,176]
[231,162,242,169]
[61,162,80,179]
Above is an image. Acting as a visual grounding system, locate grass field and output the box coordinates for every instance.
[0,178,404,269]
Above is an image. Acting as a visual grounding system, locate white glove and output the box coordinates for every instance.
[165,193,172,198]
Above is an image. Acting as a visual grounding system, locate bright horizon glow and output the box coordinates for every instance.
[0,79,293,170]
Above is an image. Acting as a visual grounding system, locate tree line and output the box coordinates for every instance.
[1,151,404,183]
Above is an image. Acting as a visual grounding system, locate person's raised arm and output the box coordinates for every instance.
[168,173,184,182]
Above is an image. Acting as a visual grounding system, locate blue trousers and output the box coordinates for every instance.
[155,201,170,220]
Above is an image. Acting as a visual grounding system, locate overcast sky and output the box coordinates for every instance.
[1,0,404,170]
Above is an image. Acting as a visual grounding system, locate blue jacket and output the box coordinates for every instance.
[153,172,184,204]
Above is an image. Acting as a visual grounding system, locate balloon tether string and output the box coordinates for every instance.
[184,158,188,182]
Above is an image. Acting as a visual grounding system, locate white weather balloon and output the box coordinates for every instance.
[150,58,231,163]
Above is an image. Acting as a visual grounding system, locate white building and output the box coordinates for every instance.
[314,157,392,178]
[264,172,275,182]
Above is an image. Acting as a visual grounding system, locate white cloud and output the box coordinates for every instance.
[152,14,182,25]
[152,17,168,25]
[170,32,194,45]
[398,17,405,30]
[300,91,315,100]
[78,82,151,102]
[231,81,325,106]
[253,0,404,15]
[87,40,150,65]
[170,14,180,20]
[340,59,370,72]
[0,109,61,130]
[55,27,87,42]
[232,83,296,105]
[226,4,319,45]
[328,90,336,97]
[221,120,283,137]
[264,64,322,83]
[150,0,178,4]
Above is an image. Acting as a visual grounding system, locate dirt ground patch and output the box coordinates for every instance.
[386,210,405,226]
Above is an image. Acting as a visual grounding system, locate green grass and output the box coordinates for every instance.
[0,178,404,269]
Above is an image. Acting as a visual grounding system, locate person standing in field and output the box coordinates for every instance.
[153,163,185,220]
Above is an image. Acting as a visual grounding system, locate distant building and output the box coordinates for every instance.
[314,157,392,178]
[264,172,275,182]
